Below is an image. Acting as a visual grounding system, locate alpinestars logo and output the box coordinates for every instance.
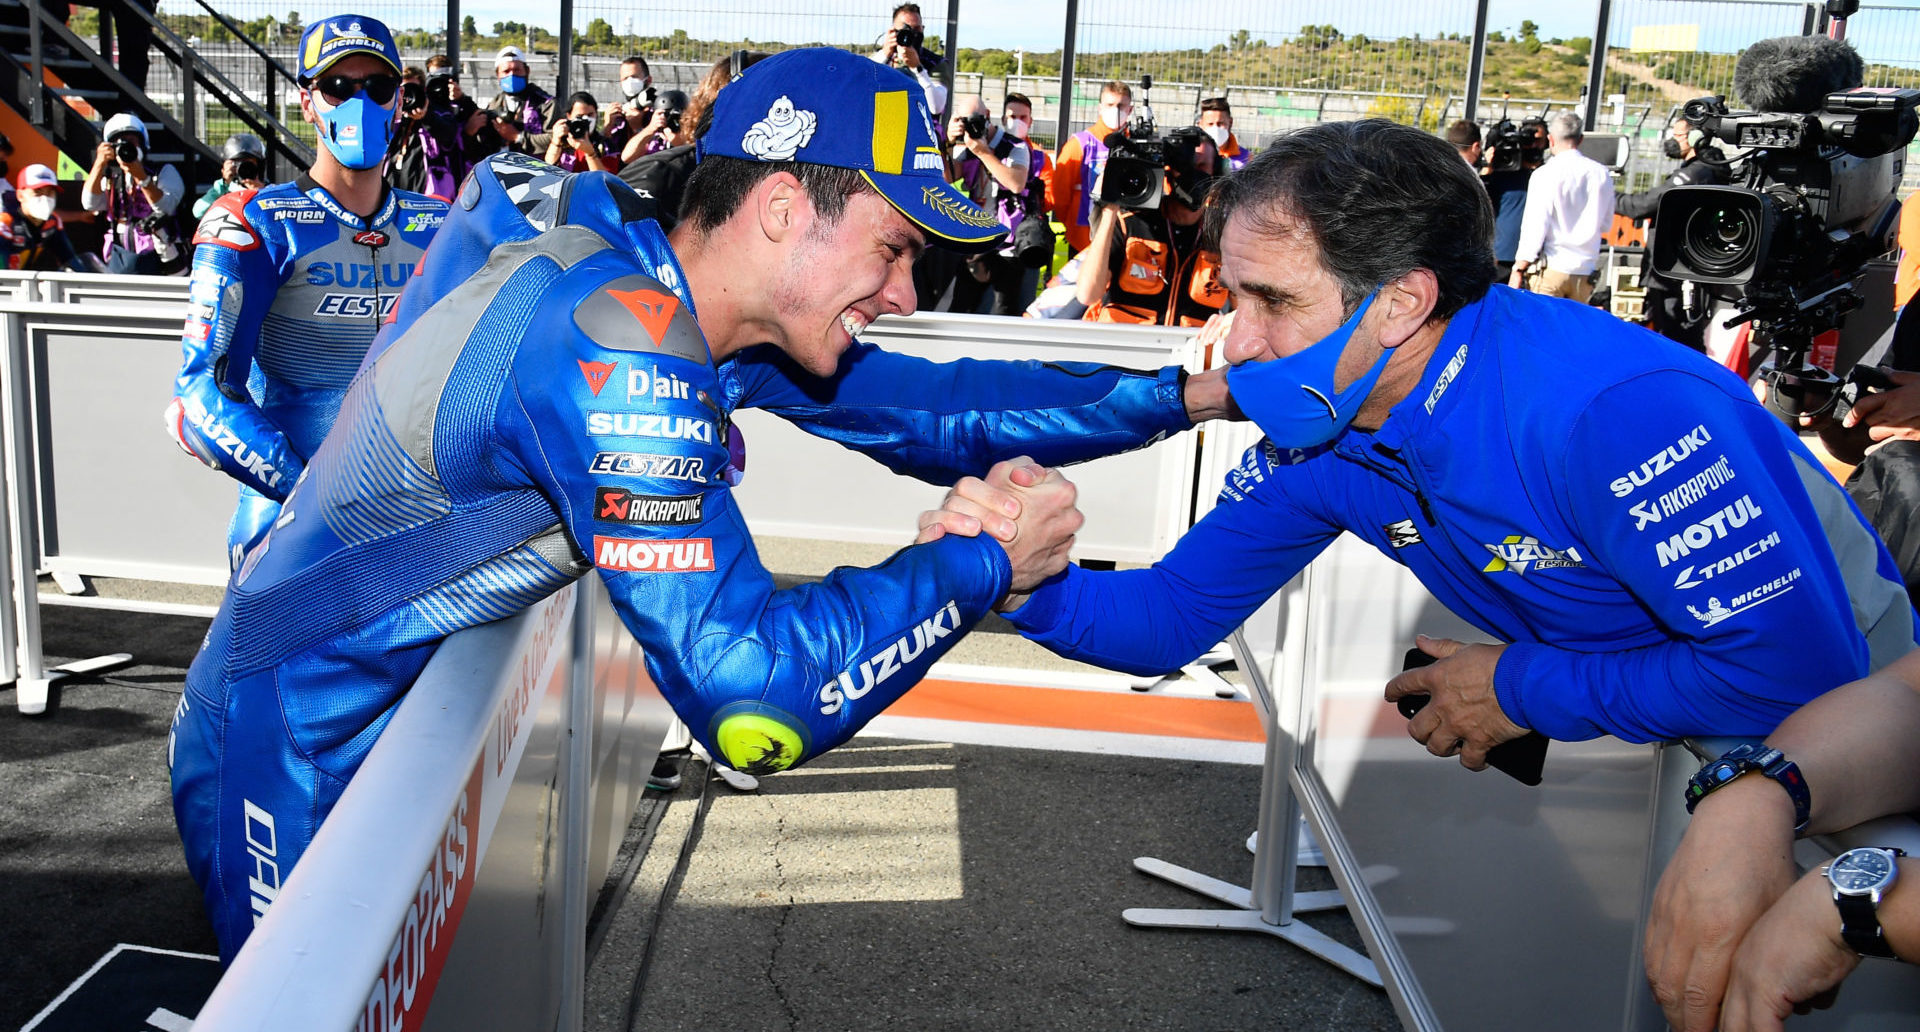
[578,360,616,396]
[192,205,259,250]
[1384,519,1423,549]
[817,601,962,715]
[1482,535,1585,574]
[353,229,389,247]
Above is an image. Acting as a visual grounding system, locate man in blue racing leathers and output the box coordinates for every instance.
[168,48,1237,961]
[943,120,1918,763]
[165,14,447,569]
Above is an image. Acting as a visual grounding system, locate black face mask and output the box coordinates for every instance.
[1662,137,1685,160]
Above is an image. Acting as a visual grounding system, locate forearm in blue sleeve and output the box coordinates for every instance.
[734,341,1193,483]
[1494,374,1875,743]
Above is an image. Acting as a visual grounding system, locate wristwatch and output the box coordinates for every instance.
[1827,846,1906,958]
[1683,743,1811,834]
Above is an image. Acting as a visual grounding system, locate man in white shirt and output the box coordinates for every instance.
[871,3,947,118]
[1510,112,1614,302]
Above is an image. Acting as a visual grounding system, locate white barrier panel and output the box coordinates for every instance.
[193,576,672,1031]
[731,312,1202,563]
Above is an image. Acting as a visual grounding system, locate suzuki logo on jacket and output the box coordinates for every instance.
[305,261,414,288]
[1609,425,1711,498]
[817,601,962,715]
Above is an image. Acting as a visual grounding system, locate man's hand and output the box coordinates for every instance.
[1843,369,1920,443]
[1183,365,1236,423]
[898,43,922,70]
[1381,635,1526,770]
[1643,775,1799,1032]
[446,80,466,103]
[914,458,1081,609]
[874,31,899,65]
[1718,867,1858,1032]
[92,142,116,172]
[1507,262,1528,290]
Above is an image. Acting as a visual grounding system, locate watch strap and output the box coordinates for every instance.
[1684,744,1812,833]
[1837,892,1898,958]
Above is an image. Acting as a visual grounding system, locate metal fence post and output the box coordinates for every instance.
[264,53,280,182]
[942,0,958,113]
[1583,0,1614,131]
[1055,0,1078,144]
[447,0,462,84]
[556,0,574,110]
[1464,0,1490,122]
[26,0,44,127]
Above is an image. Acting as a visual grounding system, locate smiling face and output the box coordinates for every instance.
[766,189,924,377]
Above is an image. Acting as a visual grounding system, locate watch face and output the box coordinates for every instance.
[1831,850,1897,893]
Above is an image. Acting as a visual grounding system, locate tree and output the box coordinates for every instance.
[1296,24,1342,50]
[1519,19,1539,41]
[1565,36,1592,56]
[583,17,614,47]
[1229,28,1251,52]
[462,15,476,38]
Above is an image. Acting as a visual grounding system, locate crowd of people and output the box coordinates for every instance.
[5,4,1917,1026]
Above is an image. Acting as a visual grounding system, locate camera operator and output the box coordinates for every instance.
[604,56,670,164]
[536,92,617,173]
[3,164,87,272]
[1051,80,1134,255]
[386,67,465,200]
[1510,112,1614,301]
[193,134,269,219]
[82,111,185,274]
[1614,114,1727,350]
[422,55,494,172]
[943,94,1045,315]
[1197,97,1248,171]
[488,45,556,137]
[618,51,769,234]
[872,3,947,117]
[1041,125,1224,326]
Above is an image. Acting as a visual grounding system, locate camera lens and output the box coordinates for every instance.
[568,117,592,138]
[1681,204,1759,277]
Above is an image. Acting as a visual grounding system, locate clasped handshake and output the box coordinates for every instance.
[914,457,1080,613]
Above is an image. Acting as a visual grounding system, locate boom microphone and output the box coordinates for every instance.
[1733,35,1865,112]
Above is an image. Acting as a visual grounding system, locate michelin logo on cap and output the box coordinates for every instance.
[741,97,817,161]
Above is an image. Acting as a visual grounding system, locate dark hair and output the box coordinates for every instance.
[679,155,871,237]
[1199,96,1232,117]
[425,54,451,70]
[1003,91,1032,116]
[1444,119,1481,148]
[892,3,922,17]
[402,65,425,82]
[621,55,651,75]
[1203,119,1495,322]
[0,131,12,154]
[566,90,597,112]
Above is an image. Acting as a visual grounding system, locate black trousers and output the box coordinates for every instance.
[947,252,1030,316]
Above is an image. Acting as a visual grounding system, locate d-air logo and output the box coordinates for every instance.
[740,95,818,160]
[1384,519,1422,549]
[353,229,390,247]
[626,365,693,403]
[817,600,963,715]
[595,487,704,524]
[1631,455,1736,531]
[1654,495,1764,568]
[1687,567,1803,626]
[1482,535,1585,574]
[1671,531,1781,589]
[578,360,617,396]
[593,536,714,573]
[1609,425,1712,498]
[243,799,281,926]
[608,288,680,347]
[588,451,708,482]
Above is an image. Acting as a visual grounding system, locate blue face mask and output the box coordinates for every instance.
[1226,291,1389,450]
[314,90,395,171]
[499,73,527,95]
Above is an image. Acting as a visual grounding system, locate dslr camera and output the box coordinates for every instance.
[960,112,988,141]
[894,24,924,50]
[1651,86,1918,415]
[565,116,594,140]
[401,80,427,112]
[113,137,143,164]
[232,155,263,183]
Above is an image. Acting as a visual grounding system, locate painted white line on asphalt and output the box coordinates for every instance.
[857,715,1264,765]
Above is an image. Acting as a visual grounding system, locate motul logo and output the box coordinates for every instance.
[594,536,714,573]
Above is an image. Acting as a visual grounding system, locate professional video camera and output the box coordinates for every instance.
[1099,75,1166,210]
[1482,115,1549,172]
[1650,28,1918,417]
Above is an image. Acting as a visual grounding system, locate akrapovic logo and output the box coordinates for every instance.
[817,601,962,715]
[594,487,703,525]
[1630,455,1735,531]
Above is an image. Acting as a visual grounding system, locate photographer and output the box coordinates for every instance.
[872,3,947,117]
[423,55,496,168]
[945,94,1043,315]
[605,56,672,164]
[1510,112,1614,301]
[618,51,770,234]
[1043,125,1224,326]
[82,111,185,274]
[386,66,465,199]
[1614,113,1727,350]
[3,164,87,272]
[488,45,556,136]
[193,134,268,219]
[1051,80,1134,254]
[1197,97,1248,171]
[537,92,617,174]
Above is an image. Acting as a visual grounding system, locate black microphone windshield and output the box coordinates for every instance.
[1733,35,1864,112]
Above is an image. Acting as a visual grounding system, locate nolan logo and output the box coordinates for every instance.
[1609,425,1712,498]
[586,412,714,442]
[578,360,617,396]
[817,601,963,715]
[608,287,680,346]
[594,487,703,525]
[1654,495,1764,568]
[593,536,714,573]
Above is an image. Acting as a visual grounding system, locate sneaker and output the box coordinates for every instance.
[647,756,682,791]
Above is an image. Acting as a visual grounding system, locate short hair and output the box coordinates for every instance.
[1102,80,1133,103]
[566,90,597,112]
[1203,119,1495,322]
[621,55,650,74]
[679,156,871,237]
[1003,92,1032,115]
[1199,96,1232,118]
[1444,119,1481,149]
[402,65,425,83]
[1548,112,1584,142]
[0,131,12,153]
[425,54,451,70]
[892,3,922,18]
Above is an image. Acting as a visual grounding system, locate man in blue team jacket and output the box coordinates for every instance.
[948,118,1915,769]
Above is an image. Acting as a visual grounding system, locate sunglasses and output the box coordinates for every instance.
[312,72,401,106]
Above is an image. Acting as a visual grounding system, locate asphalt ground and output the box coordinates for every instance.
[0,589,1398,1032]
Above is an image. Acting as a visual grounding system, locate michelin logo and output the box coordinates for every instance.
[1688,567,1803,626]
[740,96,817,160]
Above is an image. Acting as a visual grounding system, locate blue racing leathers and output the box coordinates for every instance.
[1008,286,1918,744]
[169,154,1195,960]
[164,176,447,568]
